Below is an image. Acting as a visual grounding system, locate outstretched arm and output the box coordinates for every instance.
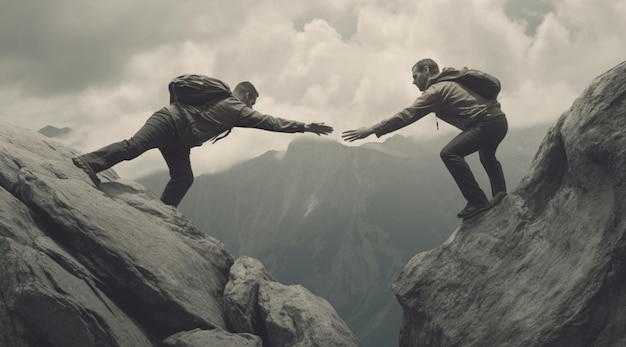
[305,122,333,136]
[235,103,333,136]
[342,88,440,142]
[341,126,375,142]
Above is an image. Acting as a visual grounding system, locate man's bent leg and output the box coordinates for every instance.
[440,124,491,205]
[480,150,506,196]
[478,117,508,197]
[81,139,149,173]
[77,112,176,173]
[159,145,193,207]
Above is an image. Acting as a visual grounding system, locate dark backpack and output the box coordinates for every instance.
[433,68,501,100]
[168,74,232,105]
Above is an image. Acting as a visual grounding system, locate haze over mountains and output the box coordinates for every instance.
[138,123,550,347]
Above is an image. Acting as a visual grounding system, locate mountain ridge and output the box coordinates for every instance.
[138,122,550,347]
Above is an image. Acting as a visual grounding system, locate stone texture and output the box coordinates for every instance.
[163,328,262,347]
[0,124,233,344]
[258,279,361,347]
[393,62,626,346]
[224,256,275,335]
[0,186,153,346]
[224,256,361,347]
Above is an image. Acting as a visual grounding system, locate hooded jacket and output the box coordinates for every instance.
[372,67,505,137]
[165,96,307,148]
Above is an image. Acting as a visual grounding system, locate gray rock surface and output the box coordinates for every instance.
[393,61,626,346]
[0,188,153,347]
[0,125,234,340]
[224,256,276,335]
[224,257,361,347]
[0,123,358,346]
[163,328,262,347]
[259,281,361,347]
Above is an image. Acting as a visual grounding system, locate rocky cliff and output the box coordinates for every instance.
[393,61,626,346]
[0,125,359,346]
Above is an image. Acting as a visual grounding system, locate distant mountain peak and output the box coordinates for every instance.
[38,124,71,138]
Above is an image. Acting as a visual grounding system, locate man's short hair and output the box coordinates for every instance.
[413,58,440,74]
[234,81,259,97]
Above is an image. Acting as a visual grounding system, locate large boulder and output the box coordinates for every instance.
[393,62,626,346]
[163,328,262,347]
[224,256,276,336]
[0,123,234,344]
[225,257,362,347]
[0,188,152,347]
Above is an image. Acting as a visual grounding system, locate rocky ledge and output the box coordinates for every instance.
[0,123,359,346]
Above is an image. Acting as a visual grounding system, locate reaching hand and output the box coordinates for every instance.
[305,123,334,136]
[341,127,375,142]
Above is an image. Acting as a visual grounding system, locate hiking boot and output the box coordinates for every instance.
[457,202,491,219]
[72,156,101,186]
[489,191,507,208]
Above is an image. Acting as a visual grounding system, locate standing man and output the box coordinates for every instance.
[73,80,333,207]
[342,58,507,219]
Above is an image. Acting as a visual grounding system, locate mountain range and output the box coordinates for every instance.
[138,122,551,347]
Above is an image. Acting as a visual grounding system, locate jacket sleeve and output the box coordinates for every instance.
[235,106,306,133]
[372,87,442,137]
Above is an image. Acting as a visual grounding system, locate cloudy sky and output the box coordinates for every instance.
[2,0,625,179]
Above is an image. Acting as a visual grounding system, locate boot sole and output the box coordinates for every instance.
[72,157,101,186]
[460,203,491,219]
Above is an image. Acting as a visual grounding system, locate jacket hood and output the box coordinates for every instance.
[424,67,469,90]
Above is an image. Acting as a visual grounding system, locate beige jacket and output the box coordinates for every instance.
[373,77,505,137]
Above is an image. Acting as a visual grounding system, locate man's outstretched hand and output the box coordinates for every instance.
[341,127,375,142]
[305,123,334,135]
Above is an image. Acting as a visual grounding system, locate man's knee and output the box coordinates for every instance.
[479,152,498,166]
[166,171,194,194]
[440,148,460,163]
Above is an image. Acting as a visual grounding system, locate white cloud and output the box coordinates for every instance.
[1,0,625,180]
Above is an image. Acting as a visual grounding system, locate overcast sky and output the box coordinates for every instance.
[2,0,625,179]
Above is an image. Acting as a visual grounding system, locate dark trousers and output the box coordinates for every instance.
[81,112,193,207]
[440,116,508,205]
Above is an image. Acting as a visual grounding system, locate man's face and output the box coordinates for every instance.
[412,66,430,91]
